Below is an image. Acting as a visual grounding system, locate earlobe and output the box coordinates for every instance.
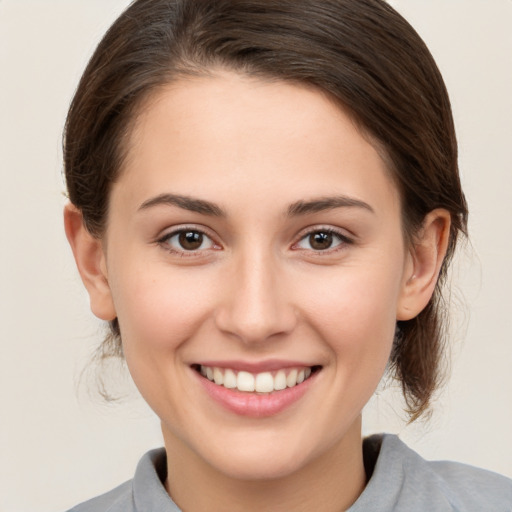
[63,203,117,321]
[397,209,451,321]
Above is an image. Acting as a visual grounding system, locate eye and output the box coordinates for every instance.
[294,229,350,252]
[159,228,217,253]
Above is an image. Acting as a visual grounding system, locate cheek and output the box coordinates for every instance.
[301,261,402,367]
[109,264,218,354]
[108,265,221,414]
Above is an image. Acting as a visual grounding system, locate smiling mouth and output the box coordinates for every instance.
[192,364,322,394]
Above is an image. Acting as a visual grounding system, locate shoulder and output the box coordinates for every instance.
[65,448,177,512]
[65,480,133,512]
[428,457,512,509]
[351,434,512,512]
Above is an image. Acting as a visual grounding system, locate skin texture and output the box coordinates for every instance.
[65,71,450,512]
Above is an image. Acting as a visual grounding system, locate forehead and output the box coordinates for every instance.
[116,71,399,216]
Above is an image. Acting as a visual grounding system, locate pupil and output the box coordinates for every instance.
[310,232,332,250]
[179,231,203,250]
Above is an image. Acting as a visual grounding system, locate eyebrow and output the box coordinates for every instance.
[138,193,226,216]
[287,196,374,216]
[138,193,374,217]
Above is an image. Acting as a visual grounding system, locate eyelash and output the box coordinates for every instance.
[156,226,353,256]
[157,226,220,257]
[292,227,353,254]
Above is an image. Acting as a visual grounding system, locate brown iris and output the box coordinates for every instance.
[178,231,204,250]
[309,231,334,250]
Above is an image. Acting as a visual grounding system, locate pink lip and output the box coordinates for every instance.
[193,367,319,418]
[195,359,314,373]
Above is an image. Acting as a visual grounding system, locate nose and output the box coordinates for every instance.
[214,249,297,345]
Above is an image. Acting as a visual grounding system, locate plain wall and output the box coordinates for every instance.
[0,1,511,510]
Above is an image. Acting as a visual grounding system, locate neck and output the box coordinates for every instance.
[163,417,366,512]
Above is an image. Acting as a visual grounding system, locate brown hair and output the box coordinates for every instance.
[64,0,468,420]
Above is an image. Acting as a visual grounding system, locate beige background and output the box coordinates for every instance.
[1,1,511,511]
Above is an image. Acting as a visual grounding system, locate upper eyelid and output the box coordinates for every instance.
[295,225,354,241]
[157,224,217,241]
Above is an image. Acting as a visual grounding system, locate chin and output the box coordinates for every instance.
[188,426,329,482]
[209,448,312,482]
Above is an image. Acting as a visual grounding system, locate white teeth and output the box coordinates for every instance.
[286,369,298,388]
[199,365,315,393]
[213,367,224,385]
[274,370,287,391]
[223,369,237,389]
[255,372,274,393]
[237,371,255,392]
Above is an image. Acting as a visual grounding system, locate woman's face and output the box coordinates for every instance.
[100,71,415,479]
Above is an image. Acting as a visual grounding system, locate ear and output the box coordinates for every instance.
[64,203,116,321]
[397,209,451,321]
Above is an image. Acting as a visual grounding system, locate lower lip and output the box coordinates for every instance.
[194,369,318,418]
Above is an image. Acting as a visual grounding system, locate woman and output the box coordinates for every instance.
[63,0,512,510]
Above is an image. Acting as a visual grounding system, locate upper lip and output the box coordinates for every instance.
[193,359,319,373]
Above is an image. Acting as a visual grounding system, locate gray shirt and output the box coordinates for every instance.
[67,434,512,511]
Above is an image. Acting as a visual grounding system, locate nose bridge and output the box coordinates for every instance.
[215,244,296,344]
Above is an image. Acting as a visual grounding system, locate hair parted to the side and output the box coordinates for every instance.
[64,0,468,420]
